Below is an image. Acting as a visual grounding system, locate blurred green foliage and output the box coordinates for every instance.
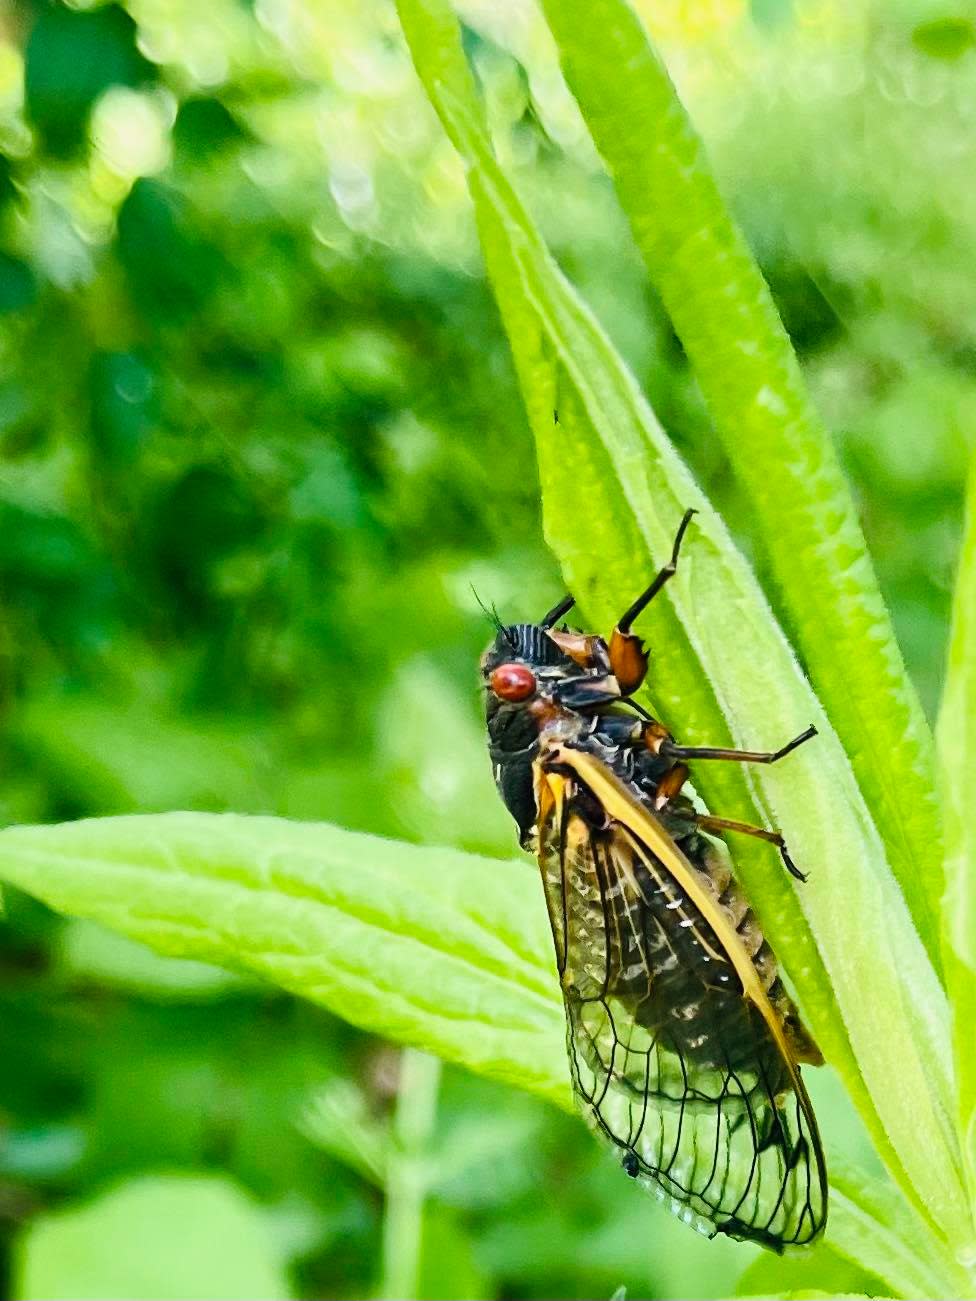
[0,0,970,1297]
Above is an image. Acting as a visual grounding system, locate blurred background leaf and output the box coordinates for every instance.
[13,1174,293,1300]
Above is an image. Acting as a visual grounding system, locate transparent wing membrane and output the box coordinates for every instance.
[536,755,826,1251]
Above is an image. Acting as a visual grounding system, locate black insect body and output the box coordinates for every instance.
[480,511,827,1251]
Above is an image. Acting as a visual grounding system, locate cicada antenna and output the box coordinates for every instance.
[471,586,516,649]
[470,585,503,632]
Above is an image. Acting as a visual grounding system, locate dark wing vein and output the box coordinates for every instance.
[535,756,827,1250]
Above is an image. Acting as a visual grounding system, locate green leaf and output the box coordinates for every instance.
[537,0,944,977]
[0,813,569,1109]
[13,1174,293,1300]
[300,1076,390,1186]
[394,0,968,1251]
[736,1244,887,1301]
[744,1294,894,1300]
[0,810,964,1287]
[826,1157,972,1299]
[739,1157,973,1297]
[57,918,250,1002]
[938,447,976,1227]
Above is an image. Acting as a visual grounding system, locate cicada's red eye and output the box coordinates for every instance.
[490,663,537,702]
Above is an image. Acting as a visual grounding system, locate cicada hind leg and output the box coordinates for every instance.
[658,725,819,882]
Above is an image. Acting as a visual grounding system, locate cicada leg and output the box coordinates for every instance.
[609,508,697,694]
[541,593,576,629]
[660,724,817,766]
[656,724,816,878]
[542,510,698,694]
[696,814,807,883]
[652,762,689,809]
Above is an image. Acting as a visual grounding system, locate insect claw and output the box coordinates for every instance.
[782,848,808,883]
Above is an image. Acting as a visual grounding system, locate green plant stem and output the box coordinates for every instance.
[538,0,944,976]
[379,1048,442,1301]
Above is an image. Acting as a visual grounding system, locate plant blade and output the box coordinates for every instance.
[538,0,943,976]
[827,1156,972,1299]
[938,447,976,1244]
[0,809,962,1286]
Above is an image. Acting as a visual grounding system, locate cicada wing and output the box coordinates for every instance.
[534,746,827,1251]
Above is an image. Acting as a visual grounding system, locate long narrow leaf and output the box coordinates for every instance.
[739,1152,972,1298]
[394,0,967,1248]
[827,1156,973,1299]
[538,0,943,975]
[938,448,976,1226]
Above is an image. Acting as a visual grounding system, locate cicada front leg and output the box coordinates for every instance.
[608,508,697,694]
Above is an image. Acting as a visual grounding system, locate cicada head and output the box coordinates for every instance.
[481,620,569,692]
[479,623,576,842]
[480,621,571,738]
[481,621,611,844]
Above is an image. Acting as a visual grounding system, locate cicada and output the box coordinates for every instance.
[480,510,827,1251]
